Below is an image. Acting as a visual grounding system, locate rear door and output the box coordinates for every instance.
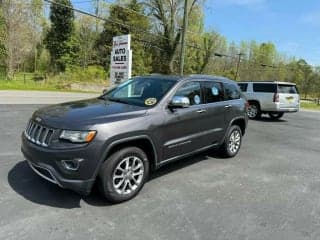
[252,83,277,111]
[277,84,300,110]
[200,81,227,143]
[223,83,243,124]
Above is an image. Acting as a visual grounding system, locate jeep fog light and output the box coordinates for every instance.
[61,159,83,171]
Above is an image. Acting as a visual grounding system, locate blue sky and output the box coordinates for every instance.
[72,0,320,66]
[203,0,320,65]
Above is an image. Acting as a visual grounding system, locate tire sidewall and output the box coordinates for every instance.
[99,147,149,203]
[248,103,260,119]
[224,125,242,157]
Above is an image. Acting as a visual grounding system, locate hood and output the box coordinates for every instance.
[33,98,148,129]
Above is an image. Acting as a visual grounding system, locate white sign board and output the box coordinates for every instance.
[110,34,132,85]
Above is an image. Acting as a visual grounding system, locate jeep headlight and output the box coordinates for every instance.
[60,130,96,143]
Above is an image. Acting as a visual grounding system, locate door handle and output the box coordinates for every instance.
[225,105,232,109]
[196,109,206,113]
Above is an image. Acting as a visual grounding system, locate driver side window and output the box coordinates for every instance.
[174,82,202,105]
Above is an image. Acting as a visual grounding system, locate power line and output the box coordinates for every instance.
[44,0,237,59]
[44,0,178,43]
[43,0,317,73]
[72,0,93,3]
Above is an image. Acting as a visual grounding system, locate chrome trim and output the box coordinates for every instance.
[24,120,54,147]
[161,143,218,165]
[27,161,62,187]
[164,128,223,148]
[168,140,192,149]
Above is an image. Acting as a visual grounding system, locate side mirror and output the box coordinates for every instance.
[102,89,108,94]
[169,96,190,108]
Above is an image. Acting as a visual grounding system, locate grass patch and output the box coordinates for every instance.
[0,70,108,93]
[300,101,320,110]
[0,81,93,92]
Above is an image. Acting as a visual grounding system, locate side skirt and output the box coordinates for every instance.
[157,143,219,168]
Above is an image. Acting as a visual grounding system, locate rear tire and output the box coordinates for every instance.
[219,125,242,158]
[98,147,149,203]
[247,102,261,119]
[268,113,284,119]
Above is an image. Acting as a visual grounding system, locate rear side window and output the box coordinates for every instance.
[278,84,298,94]
[224,83,241,100]
[238,83,248,92]
[202,81,224,103]
[253,83,277,93]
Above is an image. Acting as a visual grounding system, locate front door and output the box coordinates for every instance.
[159,81,210,161]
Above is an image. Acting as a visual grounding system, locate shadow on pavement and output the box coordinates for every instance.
[149,150,224,181]
[253,116,287,123]
[8,150,223,209]
[7,161,112,209]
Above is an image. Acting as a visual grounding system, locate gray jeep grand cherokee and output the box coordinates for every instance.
[21,75,248,202]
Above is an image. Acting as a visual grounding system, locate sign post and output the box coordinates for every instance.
[110,34,132,86]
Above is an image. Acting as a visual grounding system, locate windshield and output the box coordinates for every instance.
[100,77,177,107]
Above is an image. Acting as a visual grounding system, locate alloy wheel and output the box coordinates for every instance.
[247,105,258,119]
[112,156,145,195]
[228,130,241,154]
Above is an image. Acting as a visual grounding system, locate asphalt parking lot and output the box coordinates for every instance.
[0,104,320,240]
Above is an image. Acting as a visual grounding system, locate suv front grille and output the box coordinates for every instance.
[25,120,55,147]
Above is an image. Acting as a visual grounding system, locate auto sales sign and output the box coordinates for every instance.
[110,34,132,85]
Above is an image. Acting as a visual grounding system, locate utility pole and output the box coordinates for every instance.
[95,0,99,32]
[179,0,188,76]
[234,53,243,80]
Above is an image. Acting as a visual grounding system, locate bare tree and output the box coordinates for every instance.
[145,0,199,74]
[2,0,34,78]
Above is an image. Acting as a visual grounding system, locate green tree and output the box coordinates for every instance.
[75,15,98,68]
[145,0,199,74]
[312,67,320,100]
[45,0,76,72]
[0,5,6,73]
[297,59,314,98]
[30,0,46,73]
[96,0,152,76]
[2,0,35,78]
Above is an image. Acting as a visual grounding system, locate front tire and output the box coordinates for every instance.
[98,147,149,203]
[219,125,242,158]
[268,112,284,119]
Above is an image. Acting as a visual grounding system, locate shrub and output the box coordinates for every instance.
[64,65,107,82]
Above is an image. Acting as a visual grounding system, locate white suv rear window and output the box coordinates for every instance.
[253,83,277,93]
[278,85,298,94]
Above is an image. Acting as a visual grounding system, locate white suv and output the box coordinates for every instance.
[238,81,300,119]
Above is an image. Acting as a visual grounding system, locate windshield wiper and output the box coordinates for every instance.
[107,97,129,104]
[97,95,106,100]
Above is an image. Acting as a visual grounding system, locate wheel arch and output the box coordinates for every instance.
[247,99,261,109]
[100,136,158,173]
[230,117,247,135]
[220,117,247,146]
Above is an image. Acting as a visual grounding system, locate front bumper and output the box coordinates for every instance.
[21,134,102,195]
